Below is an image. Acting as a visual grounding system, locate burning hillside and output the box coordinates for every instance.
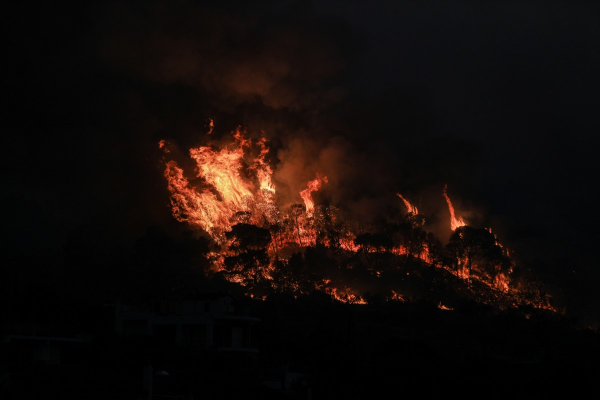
[160,123,557,313]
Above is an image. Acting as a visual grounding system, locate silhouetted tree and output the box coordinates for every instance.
[446,226,498,286]
[354,232,393,270]
[224,223,272,292]
[226,223,271,252]
[313,204,343,248]
[288,203,306,246]
[267,221,283,260]
[392,219,427,260]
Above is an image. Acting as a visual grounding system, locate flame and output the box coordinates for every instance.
[494,272,510,292]
[339,238,356,252]
[397,193,418,215]
[158,139,169,152]
[190,135,253,207]
[388,290,405,302]
[390,244,432,264]
[325,286,367,304]
[159,122,557,313]
[442,184,466,231]
[300,174,328,215]
[161,127,276,242]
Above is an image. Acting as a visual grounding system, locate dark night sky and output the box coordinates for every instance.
[2,0,600,325]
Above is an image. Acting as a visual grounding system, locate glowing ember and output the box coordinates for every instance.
[163,160,234,239]
[300,174,328,215]
[442,184,466,231]
[494,272,510,292]
[158,139,169,152]
[397,193,418,215]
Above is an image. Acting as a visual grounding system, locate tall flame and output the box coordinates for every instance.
[250,137,275,195]
[442,184,466,231]
[189,134,254,208]
[161,127,276,242]
[397,193,418,215]
[300,174,328,215]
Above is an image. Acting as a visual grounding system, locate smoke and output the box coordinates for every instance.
[90,0,492,242]
[98,0,353,114]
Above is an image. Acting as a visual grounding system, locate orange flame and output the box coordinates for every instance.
[300,174,328,215]
[164,160,237,239]
[442,184,466,231]
[161,127,276,242]
[250,137,275,195]
[189,135,254,207]
[397,193,418,215]
[388,290,405,302]
[494,272,510,292]
[158,139,169,152]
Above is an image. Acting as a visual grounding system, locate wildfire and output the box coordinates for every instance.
[442,184,466,231]
[397,193,418,215]
[158,122,558,314]
[494,272,510,292]
[325,286,367,304]
[300,174,328,215]
[161,127,276,242]
[190,137,253,208]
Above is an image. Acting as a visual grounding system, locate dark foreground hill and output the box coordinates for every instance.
[252,293,600,399]
[2,292,599,399]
